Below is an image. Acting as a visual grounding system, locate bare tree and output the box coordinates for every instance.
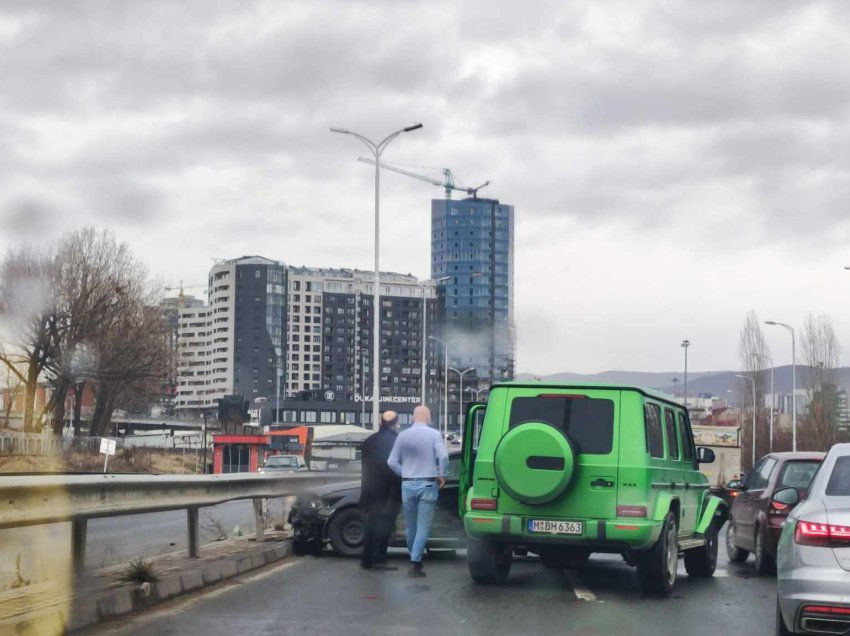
[0,246,60,431]
[737,310,771,469]
[1,363,24,427]
[800,313,841,451]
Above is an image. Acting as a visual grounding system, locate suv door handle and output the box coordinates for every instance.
[590,478,614,488]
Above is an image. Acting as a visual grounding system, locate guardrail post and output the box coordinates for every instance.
[72,519,87,577]
[187,506,199,558]
[253,498,265,542]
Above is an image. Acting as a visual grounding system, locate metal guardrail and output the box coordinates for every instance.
[0,471,358,575]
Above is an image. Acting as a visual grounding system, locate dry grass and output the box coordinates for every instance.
[0,447,201,474]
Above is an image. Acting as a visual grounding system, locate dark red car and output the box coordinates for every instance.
[726,451,825,574]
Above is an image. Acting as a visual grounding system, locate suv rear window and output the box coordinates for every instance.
[509,396,614,455]
[778,460,821,490]
[826,456,850,496]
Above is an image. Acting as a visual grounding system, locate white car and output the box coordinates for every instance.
[776,443,850,635]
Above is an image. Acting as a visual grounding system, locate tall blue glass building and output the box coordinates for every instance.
[431,197,515,396]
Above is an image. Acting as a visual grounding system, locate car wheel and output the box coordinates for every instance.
[776,599,795,635]
[684,520,718,577]
[327,508,366,558]
[636,511,678,594]
[726,522,749,563]
[754,527,776,575]
[467,536,512,584]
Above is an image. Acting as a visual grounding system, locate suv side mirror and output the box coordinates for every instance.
[772,487,800,508]
[696,447,715,464]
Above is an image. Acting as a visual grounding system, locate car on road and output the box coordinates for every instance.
[459,382,728,593]
[259,454,309,473]
[288,450,465,557]
[726,452,824,574]
[776,443,850,635]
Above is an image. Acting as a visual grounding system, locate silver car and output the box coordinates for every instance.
[776,443,850,635]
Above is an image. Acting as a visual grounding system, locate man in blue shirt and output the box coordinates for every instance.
[387,405,448,578]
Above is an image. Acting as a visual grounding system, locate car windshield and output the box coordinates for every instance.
[826,456,850,496]
[778,460,821,490]
[509,396,614,455]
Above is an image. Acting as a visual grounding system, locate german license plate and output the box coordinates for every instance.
[527,519,583,535]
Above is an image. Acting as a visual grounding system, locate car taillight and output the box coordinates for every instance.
[795,521,850,547]
[617,505,647,518]
[470,498,497,510]
[802,605,850,616]
[730,490,739,498]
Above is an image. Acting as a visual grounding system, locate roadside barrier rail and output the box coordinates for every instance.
[0,471,358,575]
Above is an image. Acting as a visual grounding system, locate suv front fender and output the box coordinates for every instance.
[695,494,728,534]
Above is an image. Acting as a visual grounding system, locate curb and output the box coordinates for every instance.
[6,540,293,635]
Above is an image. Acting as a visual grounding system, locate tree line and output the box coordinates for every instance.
[738,309,845,470]
[0,228,170,436]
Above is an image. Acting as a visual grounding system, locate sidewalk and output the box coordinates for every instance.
[0,533,293,635]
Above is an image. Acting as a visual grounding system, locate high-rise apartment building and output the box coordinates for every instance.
[176,259,439,426]
[431,197,515,388]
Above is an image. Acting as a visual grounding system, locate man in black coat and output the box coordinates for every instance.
[359,410,402,570]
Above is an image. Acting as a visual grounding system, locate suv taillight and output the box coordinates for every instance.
[795,521,850,547]
[617,505,647,518]
[471,498,497,510]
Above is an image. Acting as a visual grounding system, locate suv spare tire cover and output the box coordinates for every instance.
[493,422,577,505]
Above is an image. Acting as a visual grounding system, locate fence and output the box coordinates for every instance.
[0,431,119,457]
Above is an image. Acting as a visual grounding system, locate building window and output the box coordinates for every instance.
[254,270,261,279]
[302,411,317,423]
[320,411,335,423]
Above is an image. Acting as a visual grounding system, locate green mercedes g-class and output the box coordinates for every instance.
[459,382,728,593]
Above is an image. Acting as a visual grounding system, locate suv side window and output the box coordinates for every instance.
[664,409,679,460]
[677,412,695,463]
[644,402,664,458]
[745,457,777,490]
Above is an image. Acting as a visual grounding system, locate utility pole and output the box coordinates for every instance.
[681,340,690,409]
[202,412,208,474]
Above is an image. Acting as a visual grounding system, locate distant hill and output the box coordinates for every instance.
[516,367,850,406]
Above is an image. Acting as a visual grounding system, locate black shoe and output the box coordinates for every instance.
[372,564,399,571]
[407,562,426,578]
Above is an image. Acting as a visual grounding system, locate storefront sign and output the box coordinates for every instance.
[353,394,420,405]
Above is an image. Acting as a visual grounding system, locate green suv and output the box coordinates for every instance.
[459,382,728,593]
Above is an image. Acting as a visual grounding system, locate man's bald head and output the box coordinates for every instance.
[380,410,399,430]
[413,405,431,424]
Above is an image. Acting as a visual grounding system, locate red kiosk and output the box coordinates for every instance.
[212,427,312,473]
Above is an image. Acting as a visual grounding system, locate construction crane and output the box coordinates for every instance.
[164,281,206,298]
[357,157,490,199]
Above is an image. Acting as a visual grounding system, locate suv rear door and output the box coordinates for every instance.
[496,388,620,520]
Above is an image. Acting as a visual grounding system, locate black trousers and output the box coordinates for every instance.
[360,511,397,567]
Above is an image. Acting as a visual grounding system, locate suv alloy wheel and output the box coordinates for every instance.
[684,520,718,576]
[636,511,678,593]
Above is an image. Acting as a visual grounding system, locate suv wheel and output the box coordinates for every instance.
[327,508,365,558]
[726,522,749,563]
[754,527,776,575]
[467,536,512,584]
[684,520,718,577]
[636,511,678,594]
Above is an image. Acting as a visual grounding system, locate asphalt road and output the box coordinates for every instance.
[0,499,288,588]
[90,536,778,636]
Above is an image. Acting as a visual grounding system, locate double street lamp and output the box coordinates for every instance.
[765,321,797,451]
[450,366,475,435]
[681,340,691,408]
[331,123,423,431]
[429,335,458,438]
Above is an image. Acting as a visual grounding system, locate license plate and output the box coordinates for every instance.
[527,519,584,535]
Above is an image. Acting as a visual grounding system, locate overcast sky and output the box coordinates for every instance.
[1,1,849,376]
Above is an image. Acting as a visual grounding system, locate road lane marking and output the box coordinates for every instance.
[563,570,597,601]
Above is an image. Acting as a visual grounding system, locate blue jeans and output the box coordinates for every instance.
[401,480,439,563]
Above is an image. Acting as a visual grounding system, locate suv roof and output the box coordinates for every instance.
[490,381,682,410]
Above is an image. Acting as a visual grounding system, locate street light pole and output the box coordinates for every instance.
[429,336,458,439]
[681,340,690,409]
[736,374,757,468]
[422,277,450,404]
[765,321,797,451]
[752,353,774,452]
[449,367,474,435]
[202,412,208,474]
[331,123,423,431]
[466,387,482,402]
